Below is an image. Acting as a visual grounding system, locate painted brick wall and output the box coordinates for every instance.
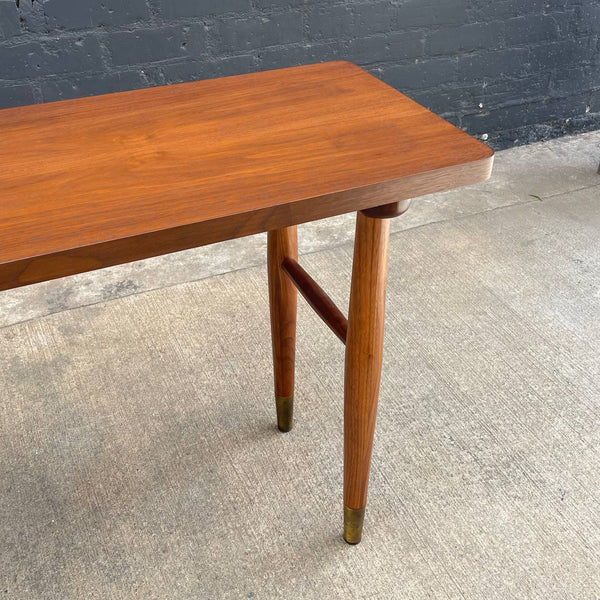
[0,0,598,149]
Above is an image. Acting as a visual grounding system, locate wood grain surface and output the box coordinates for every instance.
[0,61,493,290]
[344,212,390,511]
[268,226,298,408]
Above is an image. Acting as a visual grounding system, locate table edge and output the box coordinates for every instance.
[0,154,493,292]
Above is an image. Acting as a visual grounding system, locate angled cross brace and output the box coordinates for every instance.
[282,257,348,344]
[277,199,412,348]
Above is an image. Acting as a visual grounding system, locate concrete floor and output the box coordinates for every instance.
[0,131,599,599]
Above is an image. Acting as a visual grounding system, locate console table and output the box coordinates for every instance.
[0,61,494,544]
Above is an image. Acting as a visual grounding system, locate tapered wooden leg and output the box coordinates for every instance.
[268,226,298,432]
[343,212,391,544]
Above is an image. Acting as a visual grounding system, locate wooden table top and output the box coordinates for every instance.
[0,61,493,291]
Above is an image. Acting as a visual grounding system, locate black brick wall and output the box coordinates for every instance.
[0,0,599,149]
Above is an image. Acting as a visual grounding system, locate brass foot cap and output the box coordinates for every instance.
[343,505,365,545]
[275,395,293,432]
